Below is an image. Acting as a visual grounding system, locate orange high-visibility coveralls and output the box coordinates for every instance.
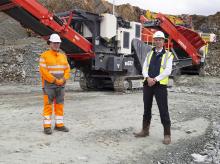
[39,50,70,128]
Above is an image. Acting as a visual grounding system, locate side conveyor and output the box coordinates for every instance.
[156,13,206,64]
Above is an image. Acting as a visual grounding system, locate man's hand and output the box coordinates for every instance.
[55,78,65,86]
[143,78,148,86]
[147,77,156,87]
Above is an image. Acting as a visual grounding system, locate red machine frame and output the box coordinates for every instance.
[0,0,94,60]
[141,13,206,65]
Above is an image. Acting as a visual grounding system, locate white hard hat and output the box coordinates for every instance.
[49,33,62,43]
[153,31,165,39]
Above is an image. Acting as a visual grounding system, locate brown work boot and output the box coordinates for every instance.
[133,120,150,137]
[163,135,171,145]
[44,127,52,135]
[163,126,171,145]
[54,126,69,132]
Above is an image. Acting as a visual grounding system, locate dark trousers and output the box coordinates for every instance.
[143,83,171,127]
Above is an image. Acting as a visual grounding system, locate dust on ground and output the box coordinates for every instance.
[0,75,220,164]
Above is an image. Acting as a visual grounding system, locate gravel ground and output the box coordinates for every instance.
[0,76,219,164]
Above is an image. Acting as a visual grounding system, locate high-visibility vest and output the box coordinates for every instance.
[145,50,173,85]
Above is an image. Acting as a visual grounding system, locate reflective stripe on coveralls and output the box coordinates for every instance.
[39,50,70,128]
[43,115,52,128]
[39,50,70,86]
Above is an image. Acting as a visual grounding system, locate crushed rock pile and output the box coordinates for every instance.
[0,38,48,84]
[0,46,26,83]
[204,44,220,77]
[0,13,27,45]
[193,120,220,163]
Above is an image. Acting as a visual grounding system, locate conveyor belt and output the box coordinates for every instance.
[0,0,94,56]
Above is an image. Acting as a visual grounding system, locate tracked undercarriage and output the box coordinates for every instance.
[78,72,144,92]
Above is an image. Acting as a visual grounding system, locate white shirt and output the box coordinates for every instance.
[142,49,173,82]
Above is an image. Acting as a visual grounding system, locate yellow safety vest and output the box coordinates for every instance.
[145,50,174,85]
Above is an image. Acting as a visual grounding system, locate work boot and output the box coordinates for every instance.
[133,120,150,137]
[44,127,52,135]
[54,126,69,132]
[163,126,171,145]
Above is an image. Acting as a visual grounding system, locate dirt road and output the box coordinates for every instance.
[0,76,219,164]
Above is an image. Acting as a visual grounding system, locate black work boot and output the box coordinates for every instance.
[163,126,171,145]
[44,127,52,135]
[133,120,150,137]
[54,126,69,132]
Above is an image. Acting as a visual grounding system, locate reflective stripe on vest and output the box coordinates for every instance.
[145,50,173,85]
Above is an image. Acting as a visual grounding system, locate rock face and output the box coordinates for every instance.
[38,0,113,14]
[192,12,220,35]
[39,0,142,21]
[192,12,220,76]
[116,4,143,22]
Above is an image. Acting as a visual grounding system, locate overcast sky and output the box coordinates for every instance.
[107,0,220,16]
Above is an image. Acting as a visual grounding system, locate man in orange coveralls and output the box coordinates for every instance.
[39,33,70,135]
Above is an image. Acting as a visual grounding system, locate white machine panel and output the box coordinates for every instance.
[100,13,117,41]
[130,22,142,40]
[117,28,132,55]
